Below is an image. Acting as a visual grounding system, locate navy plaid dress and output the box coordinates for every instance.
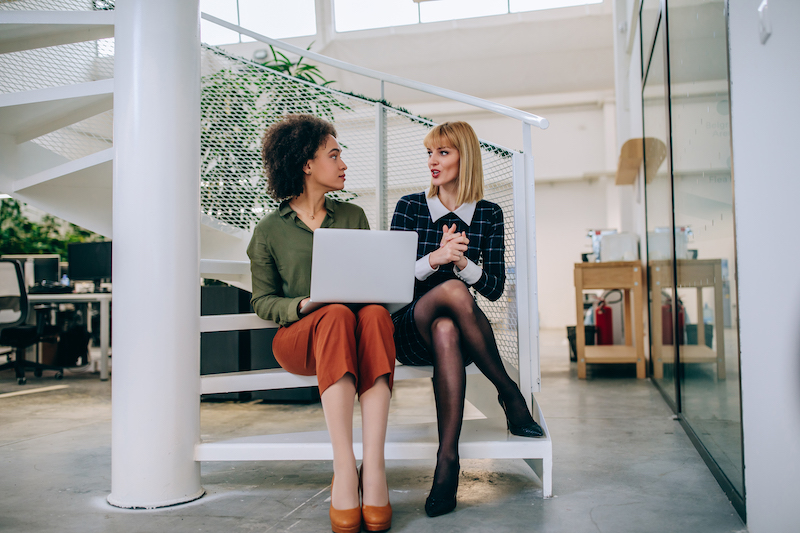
[390,192,506,365]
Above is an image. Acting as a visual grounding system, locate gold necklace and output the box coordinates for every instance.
[290,202,322,220]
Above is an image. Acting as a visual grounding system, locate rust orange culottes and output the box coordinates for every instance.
[272,304,396,396]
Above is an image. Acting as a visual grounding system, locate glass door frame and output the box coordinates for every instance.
[639,0,746,520]
[642,0,681,413]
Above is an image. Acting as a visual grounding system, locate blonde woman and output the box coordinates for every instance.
[390,121,543,518]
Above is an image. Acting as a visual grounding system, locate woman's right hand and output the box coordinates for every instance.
[429,224,469,268]
[298,298,310,313]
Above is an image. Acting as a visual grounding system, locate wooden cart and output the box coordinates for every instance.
[574,261,646,379]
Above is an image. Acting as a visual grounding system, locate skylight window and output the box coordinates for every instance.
[418,0,507,23]
[334,0,420,33]
[335,0,603,32]
[510,0,603,13]
[200,0,316,46]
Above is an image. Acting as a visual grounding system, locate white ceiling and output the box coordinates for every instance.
[222,0,615,105]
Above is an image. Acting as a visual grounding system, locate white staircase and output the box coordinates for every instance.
[0,4,250,273]
[0,10,114,235]
[1,0,553,506]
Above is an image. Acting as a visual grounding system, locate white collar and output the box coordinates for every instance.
[425,194,477,225]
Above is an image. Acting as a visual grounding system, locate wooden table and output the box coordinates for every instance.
[649,259,725,380]
[574,261,646,379]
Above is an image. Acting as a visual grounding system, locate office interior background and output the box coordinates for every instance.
[1,1,798,531]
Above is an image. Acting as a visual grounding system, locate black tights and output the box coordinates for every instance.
[414,280,534,496]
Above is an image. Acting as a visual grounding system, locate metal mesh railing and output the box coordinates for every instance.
[200,45,378,231]
[31,109,113,160]
[479,148,518,371]
[0,29,114,161]
[0,1,115,160]
[200,45,519,369]
[0,41,114,94]
[0,0,110,10]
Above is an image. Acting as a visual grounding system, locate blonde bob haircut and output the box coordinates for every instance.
[423,121,484,205]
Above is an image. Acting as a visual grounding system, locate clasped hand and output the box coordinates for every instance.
[429,223,469,271]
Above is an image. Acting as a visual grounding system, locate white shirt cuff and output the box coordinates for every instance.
[416,253,439,281]
[453,259,482,285]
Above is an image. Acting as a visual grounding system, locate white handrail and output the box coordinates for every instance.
[200,13,549,130]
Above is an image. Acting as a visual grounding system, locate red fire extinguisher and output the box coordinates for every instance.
[661,296,685,345]
[595,299,614,345]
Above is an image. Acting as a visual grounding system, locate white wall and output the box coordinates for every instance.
[535,178,609,328]
[729,1,800,530]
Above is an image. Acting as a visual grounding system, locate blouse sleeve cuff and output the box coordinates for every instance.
[416,253,439,281]
[454,258,482,285]
[287,295,307,322]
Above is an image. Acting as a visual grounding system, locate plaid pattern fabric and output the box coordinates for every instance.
[390,192,506,365]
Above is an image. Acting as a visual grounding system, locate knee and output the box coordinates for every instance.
[431,316,460,347]
[357,304,392,328]
[439,280,475,311]
[314,306,358,356]
[318,304,357,327]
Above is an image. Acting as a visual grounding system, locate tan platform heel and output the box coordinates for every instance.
[359,466,392,532]
[329,475,362,533]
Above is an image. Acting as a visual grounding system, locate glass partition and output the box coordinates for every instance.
[640,0,744,516]
[667,0,743,499]
[640,0,661,65]
[642,22,676,407]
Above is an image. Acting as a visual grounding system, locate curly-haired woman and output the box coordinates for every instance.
[247,114,394,533]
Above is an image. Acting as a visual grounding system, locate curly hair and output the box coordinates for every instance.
[261,114,338,201]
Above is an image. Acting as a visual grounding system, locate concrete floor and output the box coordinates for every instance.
[0,330,747,533]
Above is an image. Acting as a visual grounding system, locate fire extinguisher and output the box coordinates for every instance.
[595,299,614,345]
[661,295,686,345]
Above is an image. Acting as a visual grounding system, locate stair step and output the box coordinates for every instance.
[200,259,250,277]
[13,146,111,191]
[11,147,112,236]
[200,213,248,238]
[200,313,277,334]
[195,418,551,462]
[0,79,112,142]
[200,363,480,395]
[0,11,114,54]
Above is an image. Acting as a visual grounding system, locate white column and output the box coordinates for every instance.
[314,0,336,49]
[108,0,203,508]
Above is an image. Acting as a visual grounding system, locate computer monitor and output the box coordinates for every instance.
[68,242,112,291]
[0,254,60,286]
[33,256,60,284]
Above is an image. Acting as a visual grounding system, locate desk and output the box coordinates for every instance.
[28,292,111,380]
[574,261,646,379]
[649,259,725,380]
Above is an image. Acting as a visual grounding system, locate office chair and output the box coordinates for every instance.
[0,259,63,385]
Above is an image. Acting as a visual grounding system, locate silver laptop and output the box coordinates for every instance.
[300,228,418,315]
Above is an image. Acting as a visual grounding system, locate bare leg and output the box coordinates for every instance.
[359,375,391,507]
[321,373,359,510]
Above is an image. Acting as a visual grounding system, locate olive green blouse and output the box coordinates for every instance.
[247,197,370,326]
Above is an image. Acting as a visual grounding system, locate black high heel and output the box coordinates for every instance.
[425,490,457,518]
[424,459,459,517]
[498,394,544,438]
